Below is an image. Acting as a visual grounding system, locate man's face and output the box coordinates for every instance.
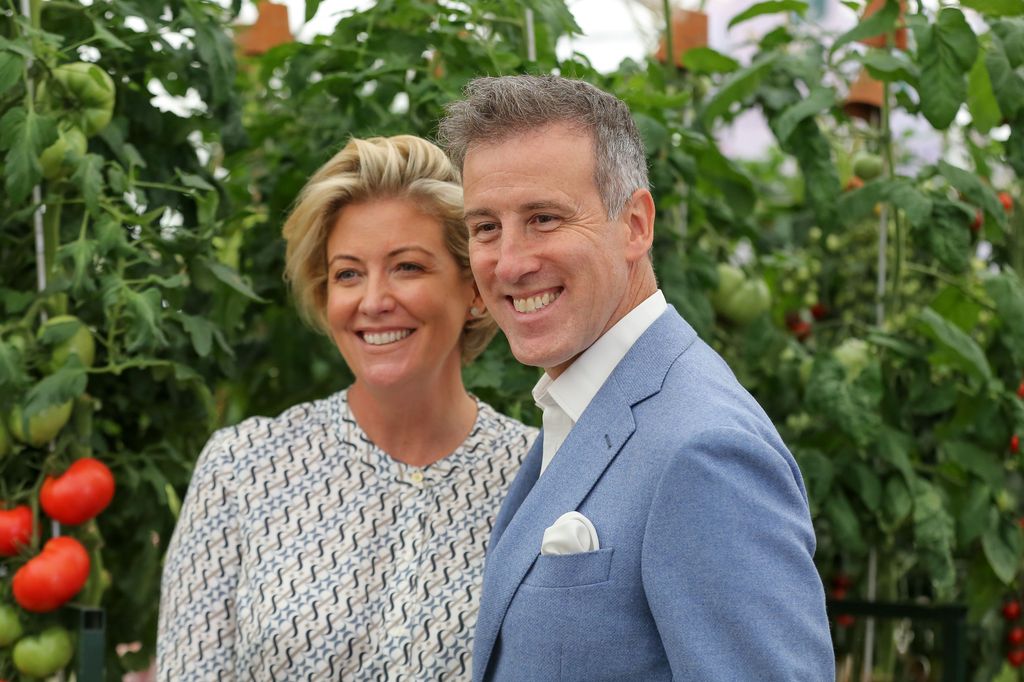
[462,123,637,377]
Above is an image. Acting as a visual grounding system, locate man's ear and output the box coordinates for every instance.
[621,188,656,263]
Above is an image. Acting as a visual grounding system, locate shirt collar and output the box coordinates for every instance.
[532,289,667,423]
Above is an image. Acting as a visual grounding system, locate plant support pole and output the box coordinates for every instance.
[524,9,536,62]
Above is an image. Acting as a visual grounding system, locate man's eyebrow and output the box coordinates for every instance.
[463,201,570,221]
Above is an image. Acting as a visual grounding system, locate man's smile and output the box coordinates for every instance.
[510,288,562,314]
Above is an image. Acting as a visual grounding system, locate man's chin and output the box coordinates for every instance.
[508,342,576,376]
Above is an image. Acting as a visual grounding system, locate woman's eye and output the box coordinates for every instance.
[397,262,424,273]
[334,269,358,282]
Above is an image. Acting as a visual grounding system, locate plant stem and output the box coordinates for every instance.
[662,0,674,79]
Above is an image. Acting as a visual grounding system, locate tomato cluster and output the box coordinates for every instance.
[1004,600,1024,667]
[830,573,856,629]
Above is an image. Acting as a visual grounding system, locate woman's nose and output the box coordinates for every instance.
[358,274,396,315]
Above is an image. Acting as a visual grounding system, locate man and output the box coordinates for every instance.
[438,75,834,681]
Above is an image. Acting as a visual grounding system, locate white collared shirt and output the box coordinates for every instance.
[532,290,667,475]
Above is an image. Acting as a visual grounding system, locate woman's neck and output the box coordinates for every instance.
[347,371,477,468]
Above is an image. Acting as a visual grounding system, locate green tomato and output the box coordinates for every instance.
[8,402,73,448]
[833,338,872,381]
[38,315,95,372]
[12,626,73,678]
[0,604,23,646]
[717,278,772,326]
[710,264,745,309]
[42,62,115,137]
[852,151,884,181]
[38,127,87,180]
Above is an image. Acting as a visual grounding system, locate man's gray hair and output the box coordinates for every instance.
[437,74,649,218]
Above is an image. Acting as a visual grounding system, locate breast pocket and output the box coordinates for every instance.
[522,548,614,588]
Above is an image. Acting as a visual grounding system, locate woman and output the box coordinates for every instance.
[157,135,536,680]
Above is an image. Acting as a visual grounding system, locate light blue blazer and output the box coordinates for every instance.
[473,306,834,681]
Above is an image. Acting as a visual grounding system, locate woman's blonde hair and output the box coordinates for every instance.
[282,135,497,363]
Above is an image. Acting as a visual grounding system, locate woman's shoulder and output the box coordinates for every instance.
[198,390,348,469]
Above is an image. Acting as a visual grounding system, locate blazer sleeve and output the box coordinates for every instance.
[640,426,834,681]
[156,428,242,681]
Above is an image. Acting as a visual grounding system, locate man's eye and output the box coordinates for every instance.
[472,222,499,238]
[532,214,559,228]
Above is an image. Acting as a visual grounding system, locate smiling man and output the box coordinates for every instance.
[439,75,833,681]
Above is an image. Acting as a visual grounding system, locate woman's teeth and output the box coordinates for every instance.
[363,330,411,345]
[512,290,560,314]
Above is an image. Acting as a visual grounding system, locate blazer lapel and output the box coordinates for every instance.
[473,306,699,680]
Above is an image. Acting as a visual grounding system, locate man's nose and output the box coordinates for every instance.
[493,228,541,284]
[358,274,396,315]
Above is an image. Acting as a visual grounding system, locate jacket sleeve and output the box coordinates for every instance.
[156,428,242,681]
[640,426,834,681]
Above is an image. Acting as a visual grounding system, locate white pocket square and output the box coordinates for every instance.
[541,511,600,555]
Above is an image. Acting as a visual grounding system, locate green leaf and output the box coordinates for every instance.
[912,478,956,599]
[633,114,669,156]
[985,36,1024,120]
[992,19,1024,66]
[985,270,1024,367]
[89,18,130,49]
[793,448,833,509]
[881,475,912,529]
[967,48,1003,133]
[917,307,993,382]
[678,47,739,75]
[773,87,836,144]
[0,107,57,204]
[781,117,840,229]
[198,258,267,302]
[805,357,881,446]
[938,160,1008,228]
[23,357,88,418]
[192,20,235,106]
[0,339,29,390]
[915,8,979,129]
[72,153,105,216]
[701,53,778,127]
[825,490,866,553]
[957,484,991,545]
[831,0,900,55]
[847,462,882,512]
[961,0,1024,16]
[914,200,971,273]
[941,440,1004,488]
[862,50,918,84]
[0,52,23,96]
[305,0,322,23]
[178,313,214,357]
[728,1,808,29]
[121,287,167,352]
[982,520,1022,584]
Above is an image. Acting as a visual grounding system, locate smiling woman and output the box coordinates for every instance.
[156,136,537,680]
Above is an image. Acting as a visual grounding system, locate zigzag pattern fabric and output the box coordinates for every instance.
[157,390,535,680]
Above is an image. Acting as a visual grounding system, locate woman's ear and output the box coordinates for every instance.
[622,188,656,263]
[467,284,486,320]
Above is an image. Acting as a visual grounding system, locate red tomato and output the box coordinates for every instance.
[836,614,855,628]
[790,320,813,341]
[970,210,984,233]
[1000,191,1014,214]
[1012,435,1020,455]
[40,458,115,525]
[831,586,847,600]
[0,505,33,556]
[12,536,90,612]
[1009,627,1024,646]
[1004,600,1022,621]
[1017,381,1024,399]
[832,573,852,590]
[844,176,864,192]
[810,303,829,321]
[1009,649,1024,667]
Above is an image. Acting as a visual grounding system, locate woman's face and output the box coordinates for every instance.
[325,197,479,392]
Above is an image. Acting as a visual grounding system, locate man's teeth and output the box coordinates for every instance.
[363,330,411,345]
[512,291,560,314]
